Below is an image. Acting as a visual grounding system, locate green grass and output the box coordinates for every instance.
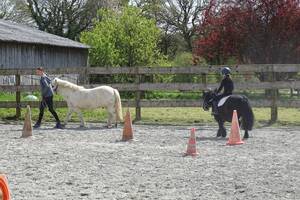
[137,107,300,126]
[0,92,65,101]
[145,90,300,100]
[0,92,16,101]
[1,107,300,126]
[0,92,299,126]
[1,90,299,101]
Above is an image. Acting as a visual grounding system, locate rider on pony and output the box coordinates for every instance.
[211,67,234,115]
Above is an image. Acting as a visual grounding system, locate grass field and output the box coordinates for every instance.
[0,91,299,126]
[1,107,300,127]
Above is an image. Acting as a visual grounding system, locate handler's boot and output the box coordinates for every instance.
[54,121,63,129]
[33,121,41,128]
[211,101,219,115]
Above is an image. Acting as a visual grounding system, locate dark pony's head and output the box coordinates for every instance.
[202,89,215,111]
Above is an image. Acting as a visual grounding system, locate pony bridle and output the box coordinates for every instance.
[53,85,58,92]
[51,77,60,93]
[203,100,209,111]
[52,83,58,93]
[202,94,211,111]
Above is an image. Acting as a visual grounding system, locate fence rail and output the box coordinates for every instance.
[0,64,300,122]
[1,64,300,75]
[0,81,300,92]
[0,99,299,109]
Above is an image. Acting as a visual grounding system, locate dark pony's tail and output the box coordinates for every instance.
[241,96,254,130]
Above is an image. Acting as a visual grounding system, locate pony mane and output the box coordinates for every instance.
[55,78,84,91]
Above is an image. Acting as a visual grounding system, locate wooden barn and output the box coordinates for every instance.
[0,19,89,69]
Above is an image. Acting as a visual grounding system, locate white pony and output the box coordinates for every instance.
[51,78,123,128]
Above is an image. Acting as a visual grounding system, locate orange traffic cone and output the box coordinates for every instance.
[184,128,198,156]
[122,109,133,141]
[0,174,10,200]
[227,110,244,145]
[21,105,32,138]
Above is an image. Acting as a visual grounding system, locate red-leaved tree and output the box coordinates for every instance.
[194,0,300,65]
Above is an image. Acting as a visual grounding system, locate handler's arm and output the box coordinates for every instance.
[41,77,54,96]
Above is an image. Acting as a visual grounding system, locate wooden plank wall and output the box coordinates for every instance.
[0,43,88,68]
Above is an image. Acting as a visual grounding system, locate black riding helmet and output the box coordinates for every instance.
[221,67,231,75]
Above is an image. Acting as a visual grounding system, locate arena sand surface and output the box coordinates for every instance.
[0,123,299,200]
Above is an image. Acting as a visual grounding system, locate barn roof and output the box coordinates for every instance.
[0,19,89,49]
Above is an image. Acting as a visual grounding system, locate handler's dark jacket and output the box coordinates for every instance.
[217,75,234,96]
[40,74,54,98]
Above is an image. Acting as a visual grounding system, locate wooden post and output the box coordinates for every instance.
[80,66,89,85]
[270,70,278,123]
[135,67,141,121]
[15,74,21,119]
[201,73,207,88]
[85,53,91,85]
[200,73,207,105]
[78,68,86,85]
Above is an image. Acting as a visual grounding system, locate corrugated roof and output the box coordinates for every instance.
[0,19,89,49]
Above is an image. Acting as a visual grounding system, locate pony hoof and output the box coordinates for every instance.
[243,132,249,139]
[217,130,222,137]
[221,132,227,137]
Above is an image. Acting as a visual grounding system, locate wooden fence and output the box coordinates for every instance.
[0,64,300,122]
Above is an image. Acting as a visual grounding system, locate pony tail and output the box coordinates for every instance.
[242,97,254,131]
[114,89,123,122]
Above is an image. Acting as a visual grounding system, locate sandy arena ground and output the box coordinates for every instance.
[0,122,299,200]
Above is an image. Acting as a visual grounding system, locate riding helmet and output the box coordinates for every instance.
[221,67,231,75]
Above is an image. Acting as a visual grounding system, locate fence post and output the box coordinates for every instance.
[270,68,278,123]
[135,67,141,121]
[83,65,90,85]
[75,67,89,85]
[201,73,207,88]
[15,73,21,119]
[200,73,207,106]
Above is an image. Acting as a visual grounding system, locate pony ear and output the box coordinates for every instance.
[202,88,211,94]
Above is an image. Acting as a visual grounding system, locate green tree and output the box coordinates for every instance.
[81,6,161,67]
[24,0,122,40]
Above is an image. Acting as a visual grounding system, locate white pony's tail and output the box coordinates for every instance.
[114,89,123,122]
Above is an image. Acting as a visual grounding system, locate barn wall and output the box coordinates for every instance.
[0,42,88,68]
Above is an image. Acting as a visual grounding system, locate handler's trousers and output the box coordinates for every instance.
[36,96,60,124]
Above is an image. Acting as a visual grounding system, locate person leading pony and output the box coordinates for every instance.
[33,67,63,129]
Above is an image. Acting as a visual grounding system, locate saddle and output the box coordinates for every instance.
[217,95,231,107]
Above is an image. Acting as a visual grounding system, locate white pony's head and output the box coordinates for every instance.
[51,77,84,94]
